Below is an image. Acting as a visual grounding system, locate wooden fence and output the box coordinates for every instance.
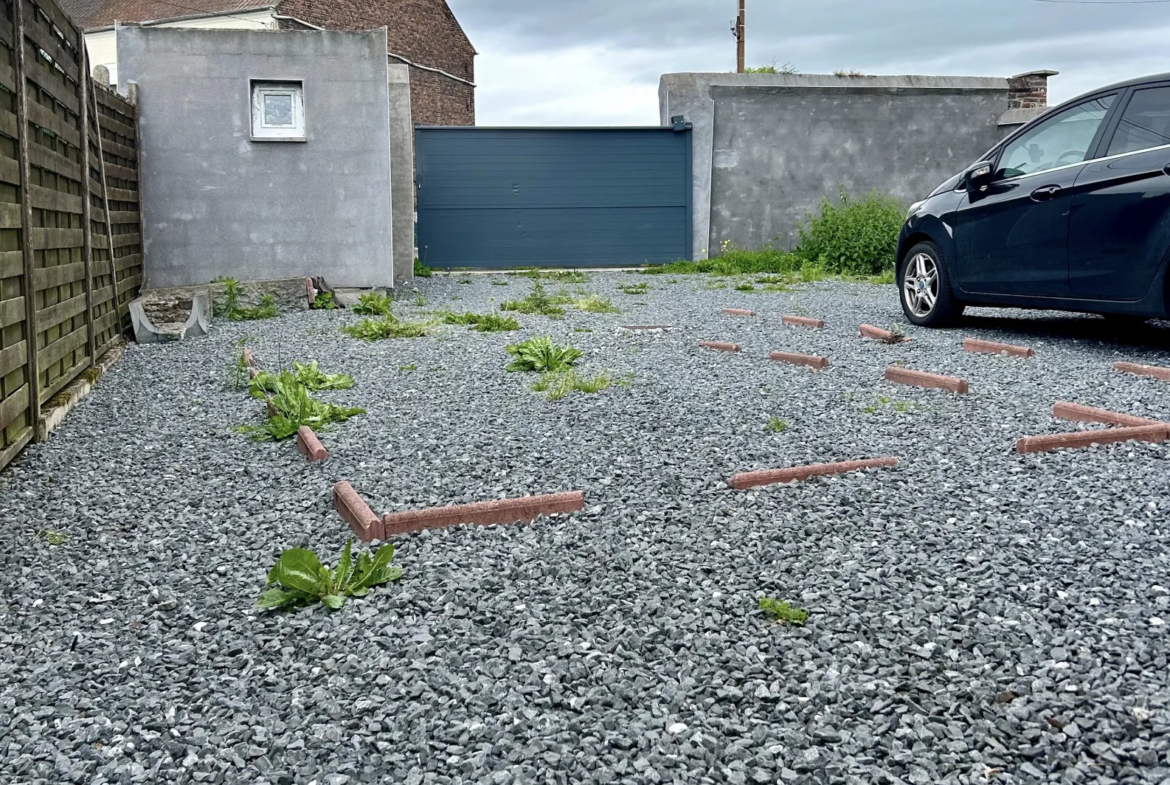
[0,0,143,472]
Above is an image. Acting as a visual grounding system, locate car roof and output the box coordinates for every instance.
[1058,72,1170,107]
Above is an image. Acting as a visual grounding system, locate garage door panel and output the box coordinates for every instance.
[416,127,692,268]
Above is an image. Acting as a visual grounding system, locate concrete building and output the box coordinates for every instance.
[118,26,413,289]
[660,71,1055,261]
[59,0,476,126]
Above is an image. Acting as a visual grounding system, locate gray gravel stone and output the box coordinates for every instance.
[2,272,1170,784]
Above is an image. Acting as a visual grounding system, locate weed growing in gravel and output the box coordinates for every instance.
[352,292,394,316]
[735,282,757,292]
[230,337,250,391]
[888,323,906,342]
[500,283,572,318]
[705,280,728,290]
[532,369,611,401]
[442,312,520,332]
[491,279,509,286]
[311,292,336,310]
[37,529,68,546]
[759,597,808,626]
[505,336,583,373]
[574,327,593,333]
[458,278,473,285]
[764,416,789,433]
[414,294,428,307]
[619,282,650,295]
[257,540,402,611]
[515,268,590,283]
[218,279,279,321]
[343,316,429,341]
[245,371,365,441]
[575,295,620,314]
[288,361,355,391]
[398,364,417,372]
[862,396,915,414]
[414,260,433,278]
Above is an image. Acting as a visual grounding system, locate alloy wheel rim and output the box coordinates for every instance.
[903,253,939,318]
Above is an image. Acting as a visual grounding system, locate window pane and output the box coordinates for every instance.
[1107,87,1170,156]
[263,94,294,126]
[997,95,1115,179]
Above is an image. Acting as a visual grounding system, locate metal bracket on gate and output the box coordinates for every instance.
[671,115,692,132]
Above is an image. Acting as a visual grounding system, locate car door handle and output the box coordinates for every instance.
[1031,185,1062,202]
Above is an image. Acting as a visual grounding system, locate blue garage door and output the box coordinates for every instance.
[415,127,692,268]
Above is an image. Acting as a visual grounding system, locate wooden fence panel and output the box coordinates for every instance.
[0,0,142,472]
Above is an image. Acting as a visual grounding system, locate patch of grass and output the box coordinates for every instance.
[414,260,433,278]
[532,369,612,401]
[574,327,593,333]
[414,294,428,307]
[505,336,582,373]
[235,294,279,321]
[500,283,572,318]
[862,395,916,414]
[398,363,417,373]
[734,282,756,292]
[441,311,520,332]
[458,278,473,285]
[764,416,788,433]
[38,529,68,546]
[491,279,509,286]
[759,597,808,626]
[705,280,728,290]
[515,269,590,283]
[311,291,336,310]
[619,282,650,295]
[289,361,354,391]
[257,540,402,612]
[746,62,799,74]
[574,295,620,314]
[352,291,394,317]
[342,316,429,341]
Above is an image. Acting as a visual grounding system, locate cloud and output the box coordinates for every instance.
[448,0,1170,125]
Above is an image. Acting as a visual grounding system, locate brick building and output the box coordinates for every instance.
[59,0,476,126]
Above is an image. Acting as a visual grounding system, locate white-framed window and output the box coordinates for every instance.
[250,81,305,141]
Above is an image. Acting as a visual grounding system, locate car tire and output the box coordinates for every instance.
[898,241,964,327]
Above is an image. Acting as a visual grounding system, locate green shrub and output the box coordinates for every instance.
[759,597,808,626]
[414,260,433,278]
[245,370,365,441]
[291,361,354,391]
[257,540,402,611]
[352,291,394,316]
[794,188,904,276]
[500,283,572,318]
[505,336,583,373]
[342,316,429,341]
[764,416,788,433]
[311,291,336,310]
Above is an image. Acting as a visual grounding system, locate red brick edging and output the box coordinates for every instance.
[333,481,383,541]
[729,457,899,490]
[380,491,585,539]
[700,341,742,353]
[964,338,1035,358]
[770,350,829,370]
[722,308,755,317]
[860,324,909,344]
[1115,362,1170,382]
[296,426,328,462]
[885,366,968,394]
[782,315,825,329]
[1053,401,1160,428]
[1016,424,1168,455]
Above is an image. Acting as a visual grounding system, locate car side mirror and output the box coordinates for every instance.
[966,162,993,192]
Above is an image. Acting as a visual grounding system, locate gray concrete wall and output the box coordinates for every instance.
[386,64,415,285]
[119,27,395,289]
[660,73,1013,259]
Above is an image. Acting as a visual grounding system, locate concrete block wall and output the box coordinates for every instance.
[660,71,1054,261]
[119,27,397,289]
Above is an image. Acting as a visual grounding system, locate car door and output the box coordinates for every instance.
[952,94,1117,296]
[1069,84,1170,300]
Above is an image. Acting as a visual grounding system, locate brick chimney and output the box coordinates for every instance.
[1008,70,1058,110]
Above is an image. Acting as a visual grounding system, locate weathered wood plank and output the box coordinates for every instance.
[107,210,137,224]
[97,110,134,140]
[0,61,17,93]
[0,338,26,378]
[106,186,138,203]
[0,106,19,139]
[0,383,29,433]
[26,97,80,148]
[29,0,82,56]
[99,138,136,163]
[28,142,82,181]
[0,16,15,49]
[0,426,34,473]
[34,290,85,328]
[90,283,113,307]
[0,295,26,327]
[0,200,20,228]
[115,272,141,296]
[30,183,82,213]
[95,86,133,113]
[14,0,41,428]
[103,162,137,182]
[31,226,83,248]
[25,60,78,114]
[0,249,22,279]
[32,260,83,290]
[111,232,140,249]
[0,156,22,186]
[92,306,117,334]
[39,354,88,403]
[114,252,141,272]
[38,320,85,369]
[20,3,79,81]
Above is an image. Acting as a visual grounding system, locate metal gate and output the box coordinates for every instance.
[415,126,692,268]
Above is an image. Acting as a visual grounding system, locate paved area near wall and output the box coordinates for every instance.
[3,273,1170,785]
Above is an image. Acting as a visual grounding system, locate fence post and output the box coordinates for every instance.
[13,0,40,427]
[78,36,95,362]
[91,86,120,331]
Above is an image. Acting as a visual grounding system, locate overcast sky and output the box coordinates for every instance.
[445,0,1170,126]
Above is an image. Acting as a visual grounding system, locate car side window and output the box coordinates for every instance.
[996,94,1115,180]
[1106,86,1170,156]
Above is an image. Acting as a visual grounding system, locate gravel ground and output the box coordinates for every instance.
[3,272,1170,785]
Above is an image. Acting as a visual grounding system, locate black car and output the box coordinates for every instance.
[898,73,1170,326]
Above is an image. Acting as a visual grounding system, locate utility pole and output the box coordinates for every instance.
[734,0,745,73]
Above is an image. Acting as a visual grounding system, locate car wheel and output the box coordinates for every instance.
[899,241,964,327]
